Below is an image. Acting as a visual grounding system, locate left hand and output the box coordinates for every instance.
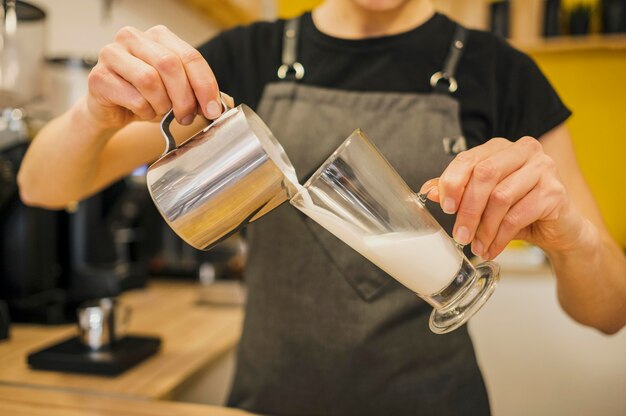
[420,136,587,260]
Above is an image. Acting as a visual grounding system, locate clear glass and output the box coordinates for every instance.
[290,129,499,334]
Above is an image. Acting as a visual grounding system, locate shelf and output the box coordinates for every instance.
[435,0,626,54]
[516,34,626,54]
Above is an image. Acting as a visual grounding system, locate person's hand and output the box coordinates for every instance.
[84,25,222,129]
[420,137,589,260]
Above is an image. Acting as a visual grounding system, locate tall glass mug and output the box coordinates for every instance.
[290,130,500,334]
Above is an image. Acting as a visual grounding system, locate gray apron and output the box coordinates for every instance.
[228,18,490,416]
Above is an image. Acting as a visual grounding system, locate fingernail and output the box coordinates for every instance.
[181,114,194,125]
[442,198,456,214]
[455,226,470,245]
[472,240,483,257]
[206,100,222,119]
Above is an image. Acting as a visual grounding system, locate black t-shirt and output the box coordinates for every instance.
[198,12,571,148]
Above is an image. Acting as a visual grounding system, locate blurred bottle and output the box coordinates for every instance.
[569,3,593,36]
[602,0,626,33]
[490,0,510,38]
[544,0,562,37]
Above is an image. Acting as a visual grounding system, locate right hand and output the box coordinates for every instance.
[85,25,222,129]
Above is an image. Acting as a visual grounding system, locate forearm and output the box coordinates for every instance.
[545,218,626,334]
[18,97,118,209]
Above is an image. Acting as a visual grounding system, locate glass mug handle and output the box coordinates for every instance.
[416,188,466,252]
[159,92,233,156]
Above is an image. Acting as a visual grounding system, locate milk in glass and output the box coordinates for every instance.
[295,191,462,296]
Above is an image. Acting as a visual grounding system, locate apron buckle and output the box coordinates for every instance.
[278,62,305,80]
[430,71,458,93]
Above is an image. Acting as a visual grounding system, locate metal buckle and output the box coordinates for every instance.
[277,62,305,80]
[430,71,458,93]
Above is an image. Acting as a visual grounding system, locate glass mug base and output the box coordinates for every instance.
[427,259,500,334]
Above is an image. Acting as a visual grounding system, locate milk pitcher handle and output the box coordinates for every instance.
[159,92,233,156]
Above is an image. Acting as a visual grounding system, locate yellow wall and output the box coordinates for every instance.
[531,50,626,247]
[277,0,626,247]
[278,0,321,18]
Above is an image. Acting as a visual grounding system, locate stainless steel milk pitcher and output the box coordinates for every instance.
[146,94,299,250]
[77,298,131,350]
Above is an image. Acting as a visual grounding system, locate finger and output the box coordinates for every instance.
[483,188,544,260]
[428,186,440,202]
[146,25,221,119]
[438,138,512,215]
[221,92,235,108]
[419,178,440,202]
[453,137,542,245]
[100,42,168,118]
[471,160,543,257]
[90,68,155,120]
[115,27,196,124]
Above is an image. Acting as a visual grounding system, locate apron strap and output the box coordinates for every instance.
[276,18,466,89]
[430,25,468,94]
[277,17,305,81]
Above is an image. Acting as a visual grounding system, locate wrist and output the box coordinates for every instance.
[70,96,121,139]
[544,215,602,263]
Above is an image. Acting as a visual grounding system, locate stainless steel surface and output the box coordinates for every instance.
[0,1,46,109]
[147,102,298,251]
[77,298,130,350]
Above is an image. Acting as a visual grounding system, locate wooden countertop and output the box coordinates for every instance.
[0,280,244,400]
[0,384,252,415]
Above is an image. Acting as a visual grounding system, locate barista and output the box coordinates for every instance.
[18,0,626,415]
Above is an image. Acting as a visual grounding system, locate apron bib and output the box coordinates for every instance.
[228,19,490,416]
